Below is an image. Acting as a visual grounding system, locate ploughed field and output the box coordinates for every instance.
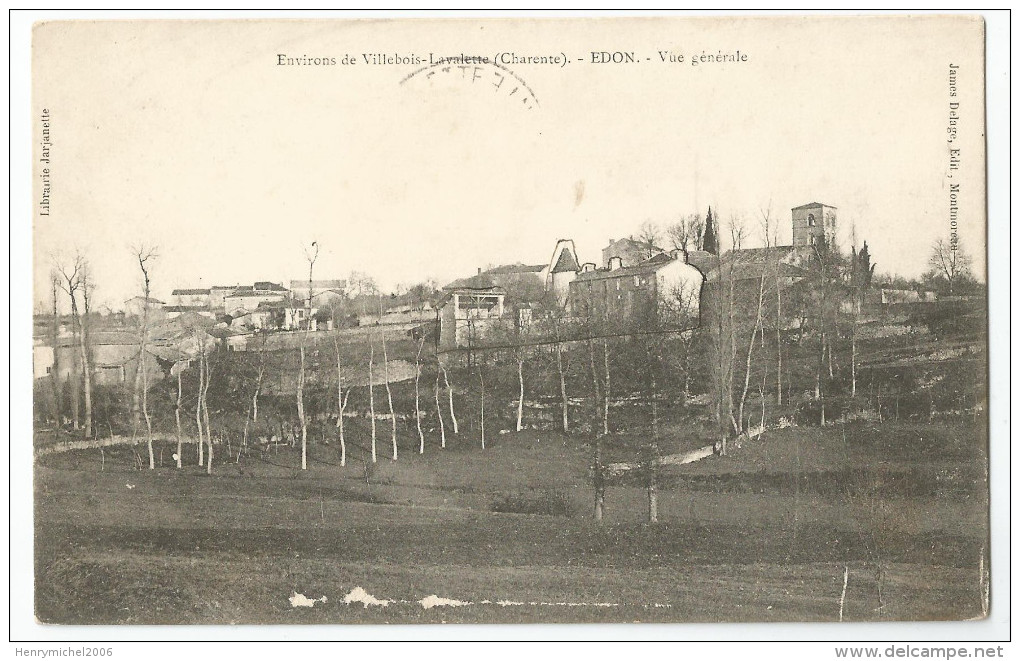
[34,419,988,624]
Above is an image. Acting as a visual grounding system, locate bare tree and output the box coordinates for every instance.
[332,333,350,466]
[478,354,486,450]
[241,331,269,462]
[552,315,570,433]
[196,333,205,466]
[369,337,377,463]
[132,245,158,469]
[440,363,458,435]
[736,208,771,434]
[414,335,426,454]
[379,299,397,461]
[928,237,972,296]
[707,217,745,454]
[514,319,529,433]
[48,272,62,424]
[175,358,184,469]
[202,341,213,475]
[593,436,605,522]
[636,220,662,259]
[666,212,705,259]
[56,252,93,439]
[433,367,447,449]
[601,338,611,437]
[297,242,318,470]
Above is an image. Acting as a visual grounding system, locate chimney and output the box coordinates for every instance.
[477,267,481,275]
[609,238,615,245]
[609,256,623,271]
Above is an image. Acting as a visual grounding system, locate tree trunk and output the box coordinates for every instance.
[555,340,569,433]
[516,352,524,433]
[815,332,825,401]
[587,339,601,434]
[478,360,486,450]
[602,339,610,436]
[645,445,659,524]
[851,313,858,398]
[369,340,377,463]
[415,338,425,453]
[202,349,212,474]
[737,324,759,435]
[682,333,693,406]
[382,329,397,461]
[75,304,93,439]
[434,372,446,448]
[206,429,213,475]
[298,343,307,470]
[143,359,153,469]
[175,367,183,468]
[776,281,783,406]
[335,337,347,466]
[441,363,458,434]
[196,346,205,466]
[593,436,605,522]
[49,281,61,423]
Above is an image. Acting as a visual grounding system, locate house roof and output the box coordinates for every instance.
[227,286,255,295]
[573,253,682,282]
[551,247,580,273]
[485,263,546,275]
[125,296,165,304]
[164,305,211,313]
[289,279,346,289]
[685,250,717,275]
[702,246,809,282]
[256,300,289,310]
[172,288,210,296]
[791,202,837,210]
[442,273,502,291]
[604,236,665,256]
[254,281,287,292]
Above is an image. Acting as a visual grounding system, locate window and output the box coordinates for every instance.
[807,214,816,227]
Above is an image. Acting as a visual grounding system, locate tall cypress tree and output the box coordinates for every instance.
[703,206,718,255]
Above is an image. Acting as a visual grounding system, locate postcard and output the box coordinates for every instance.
[27,15,991,628]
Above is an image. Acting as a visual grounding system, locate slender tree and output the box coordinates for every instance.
[175,359,183,469]
[440,363,458,434]
[736,209,771,433]
[195,333,206,466]
[553,316,570,433]
[703,206,719,255]
[414,335,426,453]
[333,334,350,466]
[379,307,398,461]
[297,241,318,470]
[56,253,93,439]
[48,272,62,423]
[368,337,377,463]
[133,245,158,469]
[202,339,213,474]
[433,367,447,448]
[927,237,972,296]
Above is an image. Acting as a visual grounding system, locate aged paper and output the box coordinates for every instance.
[26,15,993,633]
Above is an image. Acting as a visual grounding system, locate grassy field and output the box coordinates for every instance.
[34,416,988,624]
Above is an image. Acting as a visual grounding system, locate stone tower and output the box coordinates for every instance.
[791,202,837,248]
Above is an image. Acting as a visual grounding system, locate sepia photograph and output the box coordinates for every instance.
[18,12,1002,636]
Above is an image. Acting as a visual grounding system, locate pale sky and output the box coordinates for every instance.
[32,16,986,311]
